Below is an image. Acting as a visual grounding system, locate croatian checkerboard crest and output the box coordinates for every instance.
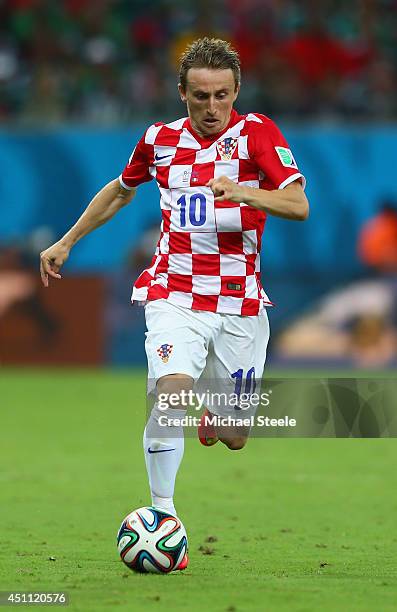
[157,343,173,363]
[217,137,238,161]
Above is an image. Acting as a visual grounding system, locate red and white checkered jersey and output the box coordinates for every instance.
[119,109,305,316]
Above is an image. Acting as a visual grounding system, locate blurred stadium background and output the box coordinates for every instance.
[1,0,397,370]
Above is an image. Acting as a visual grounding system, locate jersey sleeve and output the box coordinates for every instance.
[119,129,154,189]
[248,116,306,190]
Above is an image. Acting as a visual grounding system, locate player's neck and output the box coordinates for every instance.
[187,109,239,143]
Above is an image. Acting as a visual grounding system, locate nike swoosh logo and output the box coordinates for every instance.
[155,153,170,161]
[148,447,176,454]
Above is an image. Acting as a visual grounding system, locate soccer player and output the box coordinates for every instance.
[40,39,309,558]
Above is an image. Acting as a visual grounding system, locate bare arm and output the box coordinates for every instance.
[207,176,309,221]
[40,178,136,286]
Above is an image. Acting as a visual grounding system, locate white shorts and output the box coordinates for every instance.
[144,299,270,416]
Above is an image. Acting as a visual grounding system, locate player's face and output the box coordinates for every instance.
[179,68,239,138]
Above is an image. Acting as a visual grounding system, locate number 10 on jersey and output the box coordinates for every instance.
[177,193,207,228]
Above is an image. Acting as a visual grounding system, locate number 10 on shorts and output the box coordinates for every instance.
[231,367,256,396]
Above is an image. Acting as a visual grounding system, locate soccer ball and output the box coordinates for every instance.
[117,506,188,573]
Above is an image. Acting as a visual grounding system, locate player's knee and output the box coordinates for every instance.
[156,373,194,408]
[222,436,247,451]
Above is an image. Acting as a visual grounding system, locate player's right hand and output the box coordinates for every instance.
[40,242,70,287]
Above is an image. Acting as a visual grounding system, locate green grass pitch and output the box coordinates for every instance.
[1,369,396,612]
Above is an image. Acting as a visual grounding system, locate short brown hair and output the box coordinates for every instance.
[179,37,241,91]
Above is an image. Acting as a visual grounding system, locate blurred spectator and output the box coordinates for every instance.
[0,228,60,346]
[358,203,397,270]
[276,279,397,367]
[275,202,397,368]
[0,0,396,124]
[106,222,160,365]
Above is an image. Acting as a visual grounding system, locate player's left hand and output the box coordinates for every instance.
[207,176,245,203]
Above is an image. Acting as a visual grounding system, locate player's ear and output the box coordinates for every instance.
[233,83,240,102]
[178,83,187,103]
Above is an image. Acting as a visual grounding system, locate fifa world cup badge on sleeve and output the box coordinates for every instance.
[157,343,173,363]
[274,146,298,168]
[217,137,238,161]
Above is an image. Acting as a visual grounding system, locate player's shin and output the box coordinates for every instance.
[143,403,186,517]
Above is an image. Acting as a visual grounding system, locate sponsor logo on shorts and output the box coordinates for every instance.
[157,343,173,363]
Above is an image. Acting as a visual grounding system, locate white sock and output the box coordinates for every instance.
[143,404,185,517]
